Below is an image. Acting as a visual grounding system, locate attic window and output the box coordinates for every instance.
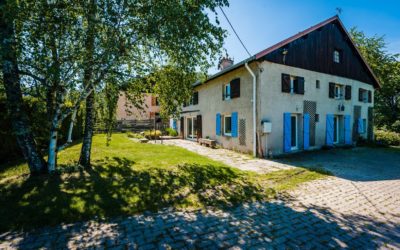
[333,50,341,63]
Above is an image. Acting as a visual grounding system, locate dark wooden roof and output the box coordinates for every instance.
[199,16,380,89]
[256,16,380,88]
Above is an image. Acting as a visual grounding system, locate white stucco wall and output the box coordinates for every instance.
[258,61,375,156]
[180,65,257,153]
[179,61,375,156]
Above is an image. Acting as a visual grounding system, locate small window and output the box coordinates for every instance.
[359,88,368,102]
[224,115,232,136]
[224,83,231,100]
[333,50,341,63]
[315,114,319,122]
[316,80,320,89]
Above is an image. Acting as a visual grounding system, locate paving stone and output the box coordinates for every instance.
[2,143,400,249]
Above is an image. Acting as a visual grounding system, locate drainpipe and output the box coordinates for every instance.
[245,62,257,157]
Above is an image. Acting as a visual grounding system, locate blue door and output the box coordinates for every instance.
[326,114,334,146]
[303,113,310,150]
[344,115,351,145]
[231,112,238,137]
[283,113,291,152]
[216,113,221,136]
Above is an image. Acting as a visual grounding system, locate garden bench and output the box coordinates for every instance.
[199,138,216,148]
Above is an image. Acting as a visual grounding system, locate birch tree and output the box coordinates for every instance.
[78,0,229,166]
[0,0,47,173]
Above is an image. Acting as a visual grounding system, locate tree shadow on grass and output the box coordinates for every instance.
[0,157,263,233]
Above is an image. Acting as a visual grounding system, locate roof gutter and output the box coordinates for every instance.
[245,62,257,157]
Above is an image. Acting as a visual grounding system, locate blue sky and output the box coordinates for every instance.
[209,0,400,73]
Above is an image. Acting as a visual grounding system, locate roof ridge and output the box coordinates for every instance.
[255,15,339,59]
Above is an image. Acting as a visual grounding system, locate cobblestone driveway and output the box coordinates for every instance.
[1,143,399,249]
[154,139,293,173]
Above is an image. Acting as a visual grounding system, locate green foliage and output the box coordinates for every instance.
[350,28,400,129]
[0,134,328,232]
[0,96,83,164]
[375,129,400,146]
[391,120,400,133]
[165,127,178,136]
[143,130,162,139]
[126,132,145,139]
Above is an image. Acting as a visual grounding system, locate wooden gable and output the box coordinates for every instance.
[257,18,379,88]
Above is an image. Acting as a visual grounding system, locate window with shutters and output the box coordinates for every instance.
[223,115,232,136]
[151,96,159,106]
[187,91,199,106]
[281,74,304,95]
[223,78,240,100]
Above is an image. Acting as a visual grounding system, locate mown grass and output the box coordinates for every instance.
[0,134,329,232]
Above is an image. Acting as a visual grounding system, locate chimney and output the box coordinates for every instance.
[218,53,234,70]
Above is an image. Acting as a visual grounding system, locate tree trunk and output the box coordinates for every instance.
[79,91,95,167]
[78,0,96,168]
[47,93,62,172]
[0,3,47,173]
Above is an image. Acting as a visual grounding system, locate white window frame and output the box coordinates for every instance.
[333,50,340,63]
[290,76,295,94]
[223,115,232,136]
[334,84,343,100]
[333,116,339,144]
[224,83,231,100]
[290,114,298,150]
[186,116,197,140]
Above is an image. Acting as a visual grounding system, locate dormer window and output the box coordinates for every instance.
[333,50,341,63]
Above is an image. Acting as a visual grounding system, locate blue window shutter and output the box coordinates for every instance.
[358,118,363,134]
[303,113,310,150]
[283,113,291,152]
[173,120,177,130]
[216,113,221,136]
[326,114,334,146]
[344,115,351,145]
[231,112,238,137]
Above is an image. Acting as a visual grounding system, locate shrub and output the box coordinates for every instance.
[165,127,178,136]
[375,129,400,146]
[143,130,162,139]
[127,132,145,139]
[391,120,400,133]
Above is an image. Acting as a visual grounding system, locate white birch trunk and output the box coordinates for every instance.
[67,108,77,143]
[47,104,61,172]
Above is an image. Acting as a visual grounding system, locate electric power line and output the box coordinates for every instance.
[219,6,252,57]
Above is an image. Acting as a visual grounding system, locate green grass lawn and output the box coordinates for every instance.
[0,134,329,232]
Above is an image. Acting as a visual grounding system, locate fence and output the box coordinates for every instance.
[94,119,169,133]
